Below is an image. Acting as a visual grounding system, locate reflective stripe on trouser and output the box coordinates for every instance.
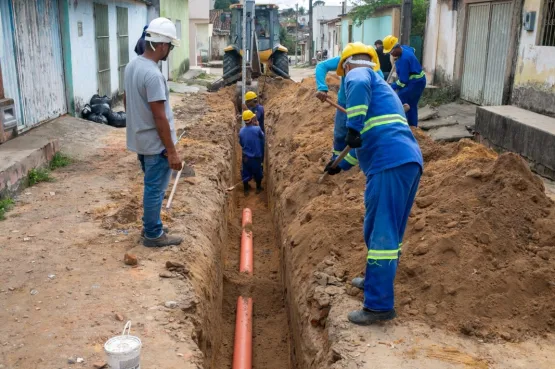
[397,78,426,127]
[362,162,421,311]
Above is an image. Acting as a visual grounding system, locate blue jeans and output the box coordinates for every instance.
[138,154,172,239]
[363,163,421,311]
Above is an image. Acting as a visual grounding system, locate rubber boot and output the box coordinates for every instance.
[255,181,263,194]
[243,182,251,196]
[347,308,396,326]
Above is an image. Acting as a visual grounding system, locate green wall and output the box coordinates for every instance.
[160,0,190,80]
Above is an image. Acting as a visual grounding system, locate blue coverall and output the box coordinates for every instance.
[391,46,426,127]
[239,125,265,184]
[316,57,384,167]
[343,67,423,312]
[251,104,265,133]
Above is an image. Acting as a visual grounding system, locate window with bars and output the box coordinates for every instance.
[540,0,555,46]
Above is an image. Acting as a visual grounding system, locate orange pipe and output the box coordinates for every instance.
[240,208,253,275]
[242,208,252,227]
[232,296,253,369]
[240,230,253,274]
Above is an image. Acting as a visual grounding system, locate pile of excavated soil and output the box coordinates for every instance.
[263,76,555,356]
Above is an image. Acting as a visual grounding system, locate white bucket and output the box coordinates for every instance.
[104,321,142,369]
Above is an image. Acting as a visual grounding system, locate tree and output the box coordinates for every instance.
[299,6,306,15]
[349,0,429,36]
[214,0,239,10]
[279,27,295,53]
[314,0,326,5]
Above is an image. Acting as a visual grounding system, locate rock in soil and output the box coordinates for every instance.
[159,271,176,278]
[123,253,138,266]
[165,301,178,309]
[115,313,124,321]
[93,362,107,369]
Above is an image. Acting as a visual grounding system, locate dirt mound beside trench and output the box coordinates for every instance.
[263,77,555,366]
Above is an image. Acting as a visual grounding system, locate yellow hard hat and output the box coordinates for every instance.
[245,91,257,101]
[242,110,256,121]
[382,35,399,54]
[368,46,381,72]
[336,42,380,77]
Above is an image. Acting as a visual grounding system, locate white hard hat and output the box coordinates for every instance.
[145,17,180,47]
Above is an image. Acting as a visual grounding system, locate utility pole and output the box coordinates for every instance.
[295,3,299,65]
[308,0,313,65]
[400,0,412,45]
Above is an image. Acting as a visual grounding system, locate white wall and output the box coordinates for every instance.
[512,0,555,115]
[189,0,209,20]
[312,5,347,57]
[68,0,147,111]
[423,0,457,84]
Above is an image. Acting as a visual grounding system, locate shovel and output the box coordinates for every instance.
[226,180,244,192]
[166,162,195,210]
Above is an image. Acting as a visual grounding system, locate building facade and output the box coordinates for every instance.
[423,0,555,115]
[0,0,190,138]
[340,6,400,50]
[189,0,211,66]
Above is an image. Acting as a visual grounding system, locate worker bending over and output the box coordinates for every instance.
[325,43,423,325]
[382,35,426,127]
[239,110,265,196]
[245,91,265,133]
[315,43,383,170]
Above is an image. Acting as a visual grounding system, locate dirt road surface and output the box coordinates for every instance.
[0,92,233,369]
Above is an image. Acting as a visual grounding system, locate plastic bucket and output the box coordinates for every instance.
[104,321,142,369]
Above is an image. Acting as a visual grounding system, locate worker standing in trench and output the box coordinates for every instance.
[239,110,265,196]
[324,43,423,325]
[315,43,383,169]
[382,35,426,127]
[124,17,184,247]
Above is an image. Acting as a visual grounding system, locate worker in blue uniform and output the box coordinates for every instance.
[324,42,423,325]
[239,110,265,196]
[382,35,426,127]
[315,44,383,169]
[245,91,265,133]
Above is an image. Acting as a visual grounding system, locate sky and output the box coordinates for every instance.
[256,0,348,10]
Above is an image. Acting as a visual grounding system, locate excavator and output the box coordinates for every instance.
[209,1,290,109]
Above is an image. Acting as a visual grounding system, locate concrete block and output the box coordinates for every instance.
[0,135,59,196]
[428,125,473,142]
[475,106,555,177]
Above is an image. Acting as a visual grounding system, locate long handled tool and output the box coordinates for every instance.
[318,145,351,184]
[226,180,244,192]
[166,161,185,210]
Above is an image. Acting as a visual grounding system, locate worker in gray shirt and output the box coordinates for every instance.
[124,17,183,247]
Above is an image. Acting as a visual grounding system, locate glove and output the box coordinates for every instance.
[324,159,342,176]
[345,128,362,148]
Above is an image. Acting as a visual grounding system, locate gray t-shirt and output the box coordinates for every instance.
[124,56,177,155]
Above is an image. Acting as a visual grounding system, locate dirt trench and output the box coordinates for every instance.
[207,107,292,368]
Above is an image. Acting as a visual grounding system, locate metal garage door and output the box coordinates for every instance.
[94,3,111,97]
[461,1,513,105]
[12,0,67,130]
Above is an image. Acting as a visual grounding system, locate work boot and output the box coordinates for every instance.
[351,277,364,290]
[141,226,169,238]
[347,308,396,326]
[243,182,251,196]
[143,232,183,248]
[255,181,263,194]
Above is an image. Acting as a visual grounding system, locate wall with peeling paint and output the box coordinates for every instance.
[423,0,458,85]
[512,0,555,116]
[68,0,147,113]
